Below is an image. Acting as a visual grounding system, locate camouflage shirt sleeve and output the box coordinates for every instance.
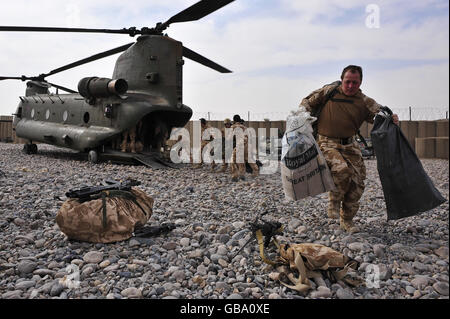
[360,92,382,123]
[299,83,339,113]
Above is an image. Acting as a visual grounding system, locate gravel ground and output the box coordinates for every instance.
[0,142,448,299]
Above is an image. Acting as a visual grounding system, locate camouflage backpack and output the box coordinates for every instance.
[56,187,153,243]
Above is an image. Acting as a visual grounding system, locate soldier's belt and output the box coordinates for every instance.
[321,135,354,145]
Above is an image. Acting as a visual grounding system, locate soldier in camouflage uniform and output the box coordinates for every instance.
[230,115,259,181]
[120,125,137,153]
[193,118,215,169]
[300,65,399,233]
[217,118,233,173]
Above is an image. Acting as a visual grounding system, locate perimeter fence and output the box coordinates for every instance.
[193,107,449,122]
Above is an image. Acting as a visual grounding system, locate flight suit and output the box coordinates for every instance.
[301,83,381,230]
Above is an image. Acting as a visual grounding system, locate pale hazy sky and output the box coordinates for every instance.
[0,0,448,120]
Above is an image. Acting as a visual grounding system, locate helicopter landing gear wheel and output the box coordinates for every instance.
[23,144,30,154]
[23,143,37,155]
[88,150,99,164]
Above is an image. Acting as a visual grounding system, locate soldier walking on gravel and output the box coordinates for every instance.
[300,65,399,233]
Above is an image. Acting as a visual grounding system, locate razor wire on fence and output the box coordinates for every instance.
[192,111,293,121]
[390,107,449,121]
[193,107,448,122]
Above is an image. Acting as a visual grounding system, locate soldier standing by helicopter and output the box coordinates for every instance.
[217,118,233,173]
[193,118,216,169]
[120,125,137,153]
[230,115,259,181]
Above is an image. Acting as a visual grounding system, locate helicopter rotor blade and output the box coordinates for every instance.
[0,1,236,35]
[182,46,231,73]
[1,42,133,86]
[162,0,235,27]
[0,26,137,35]
[42,42,134,77]
[0,76,77,93]
[46,82,78,94]
[0,76,27,81]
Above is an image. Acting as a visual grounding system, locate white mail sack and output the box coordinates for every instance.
[281,109,336,200]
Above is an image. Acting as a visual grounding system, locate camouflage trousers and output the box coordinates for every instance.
[318,135,366,221]
[218,149,231,172]
[231,143,259,178]
[119,126,137,153]
[114,126,143,153]
[192,140,216,168]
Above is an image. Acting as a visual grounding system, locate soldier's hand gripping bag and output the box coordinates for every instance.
[281,108,336,200]
[55,187,153,243]
[370,107,446,220]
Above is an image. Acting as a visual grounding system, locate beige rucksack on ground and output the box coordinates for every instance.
[56,187,153,243]
[273,243,361,293]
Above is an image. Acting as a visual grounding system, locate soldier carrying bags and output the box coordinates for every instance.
[299,65,399,233]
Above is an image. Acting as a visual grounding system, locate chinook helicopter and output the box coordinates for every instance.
[0,0,234,168]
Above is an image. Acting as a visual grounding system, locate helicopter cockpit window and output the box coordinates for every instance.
[83,112,90,124]
[104,105,113,118]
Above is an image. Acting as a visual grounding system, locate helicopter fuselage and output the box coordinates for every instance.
[13,34,193,155]
[13,91,192,152]
[2,0,235,165]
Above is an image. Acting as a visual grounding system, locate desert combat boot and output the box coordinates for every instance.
[339,216,360,233]
[327,200,340,219]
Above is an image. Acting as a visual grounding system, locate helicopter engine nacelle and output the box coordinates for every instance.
[25,81,51,96]
[78,77,128,99]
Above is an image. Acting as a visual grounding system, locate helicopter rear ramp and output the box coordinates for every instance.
[133,152,180,169]
[100,149,181,169]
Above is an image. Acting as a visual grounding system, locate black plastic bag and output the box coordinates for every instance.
[370,107,446,220]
